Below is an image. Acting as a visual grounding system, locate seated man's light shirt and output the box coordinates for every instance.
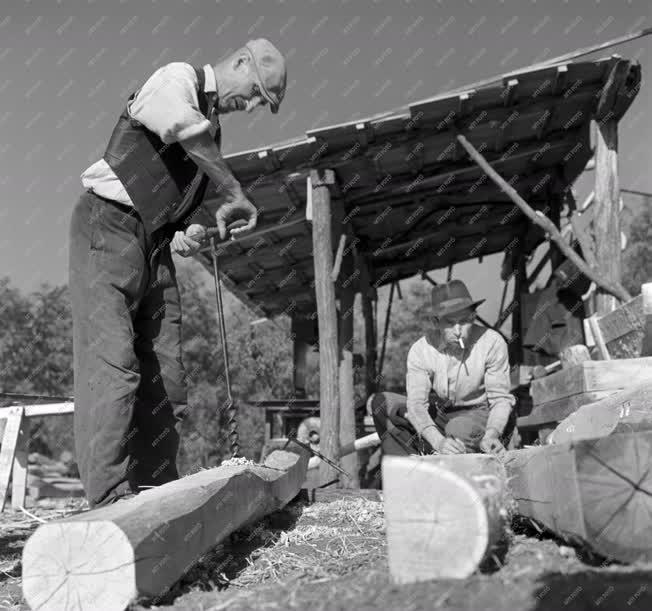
[80,63,218,206]
[405,326,515,436]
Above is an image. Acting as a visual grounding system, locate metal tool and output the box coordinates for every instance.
[283,435,352,479]
[207,219,248,458]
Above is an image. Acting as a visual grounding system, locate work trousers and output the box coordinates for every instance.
[68,190,188,507]
[371,391,492,455]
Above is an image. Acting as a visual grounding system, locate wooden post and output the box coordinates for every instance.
[0,405,24,511]
[11,416,29,509]
[593,119,621,315]
[358,254,377,396]
[310,169,341,484]
[511,239,527,364]
[338,265,360,487]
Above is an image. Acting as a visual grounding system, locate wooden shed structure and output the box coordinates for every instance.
[192,53,641,484]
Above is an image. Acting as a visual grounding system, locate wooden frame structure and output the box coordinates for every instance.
[187,55,640,485]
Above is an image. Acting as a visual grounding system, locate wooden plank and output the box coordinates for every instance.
[310,169,341,484]
[517,391,614,429]
[596,294,644,344]
[383,454,509,582]
[22,450,308,611]
[0,402,74,419]
[0,406,24,511]
[551,382,652,444]
[530,358,652,405]
[504,430,652,562]
[588,315,611,360]
[11,415,29,509]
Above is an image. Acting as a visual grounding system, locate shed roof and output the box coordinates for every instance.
[194,55,641,319]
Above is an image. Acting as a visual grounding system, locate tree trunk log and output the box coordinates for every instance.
[504,430,652,562]
[22,450,308,611]
[383,454,509,582]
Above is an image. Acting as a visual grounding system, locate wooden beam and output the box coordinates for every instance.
[504,430,652,563]
[530,358,652,406]
[593,119,622,314]
[517,391,614,430]
[310,169,341,484]
[550,382,652,444]
[22,450,308,611]
[456,133,631,303]
[383,454,509,582]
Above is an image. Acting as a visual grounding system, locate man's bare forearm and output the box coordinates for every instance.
[180,131,243,203]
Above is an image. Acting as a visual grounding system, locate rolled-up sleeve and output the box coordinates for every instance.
[484,333,516,433]
[405,341,436,434]
[128,62,211,144]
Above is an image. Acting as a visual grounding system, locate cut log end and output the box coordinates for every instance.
[383,456,505,583]
[576,433,652,563]
[22,521,136,611]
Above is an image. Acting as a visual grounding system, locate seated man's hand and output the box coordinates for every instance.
[215,197,257,240]
[171,227,204,257]
[479,428,506,455]
[436,436,467,454]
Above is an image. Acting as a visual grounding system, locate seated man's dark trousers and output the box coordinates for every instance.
[68,190,188,508]
[371,391,511,455]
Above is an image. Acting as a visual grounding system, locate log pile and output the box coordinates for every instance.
[22,449,308,611]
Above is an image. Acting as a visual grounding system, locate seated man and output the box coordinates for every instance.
[371,280,515,456]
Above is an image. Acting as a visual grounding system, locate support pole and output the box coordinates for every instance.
[338,269,360,487]
[593,119,622,314]
[512,241,527,364]
[310,169,341,484]
[456,134,631,303]
[362,295,377,394]
[359,252,378,396]
[378,282,396,380]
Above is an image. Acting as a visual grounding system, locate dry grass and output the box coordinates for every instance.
[135,497,386,610]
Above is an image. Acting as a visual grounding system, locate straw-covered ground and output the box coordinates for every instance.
[1,494,652,611]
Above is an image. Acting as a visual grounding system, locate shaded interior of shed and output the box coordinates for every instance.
[193,55,641,320]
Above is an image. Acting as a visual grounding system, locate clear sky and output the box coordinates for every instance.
[0,0,650,318]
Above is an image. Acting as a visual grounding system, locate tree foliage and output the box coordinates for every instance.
[622,200,652,296]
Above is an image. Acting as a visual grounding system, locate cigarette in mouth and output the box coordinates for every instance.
[458,337,465,349]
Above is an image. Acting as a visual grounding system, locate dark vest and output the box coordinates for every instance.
[103,66,219,237]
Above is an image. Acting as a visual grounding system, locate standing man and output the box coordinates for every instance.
[69,39,287,508]
[371,280,516,456]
